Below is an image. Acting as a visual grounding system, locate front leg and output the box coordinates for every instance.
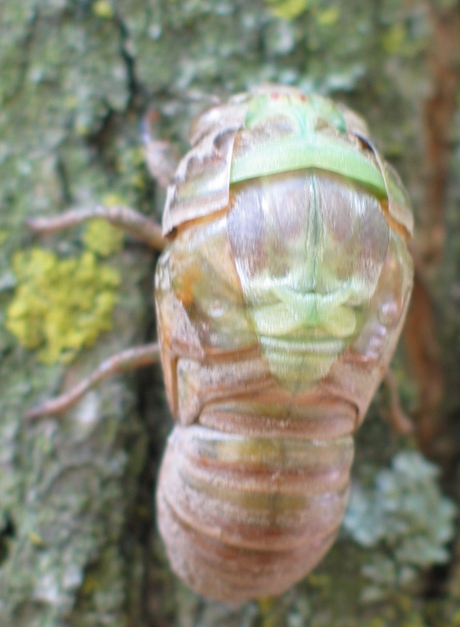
[27,205,166,251]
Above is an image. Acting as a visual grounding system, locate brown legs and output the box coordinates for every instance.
[26,343,161,419]
[27,205,166,251]
[383,369,414,434]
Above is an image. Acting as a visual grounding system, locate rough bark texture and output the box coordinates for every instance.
[1,1,459,626]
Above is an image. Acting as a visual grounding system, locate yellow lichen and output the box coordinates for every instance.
[364,619,386,627]
[257,597,277,627]
[265,0,310,20]
[381,23,407,54]
[82,219,124,258]
[6,248,120,364]
[306,573,331,588]
[92,0,114,19]
[102,193,125,207]
[28,532,45,547]
[315,7,339,26]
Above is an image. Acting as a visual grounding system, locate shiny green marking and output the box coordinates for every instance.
[230,92,407,207]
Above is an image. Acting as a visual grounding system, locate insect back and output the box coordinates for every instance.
[154,86,414,604]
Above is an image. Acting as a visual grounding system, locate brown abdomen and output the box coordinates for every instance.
[157,398,354,604]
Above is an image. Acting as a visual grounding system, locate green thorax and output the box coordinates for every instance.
[230,91,402,207]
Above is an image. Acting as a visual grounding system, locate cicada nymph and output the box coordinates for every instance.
[26,86,414,605]
[154,86,414,603]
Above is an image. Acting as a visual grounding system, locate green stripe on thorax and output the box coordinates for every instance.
[230,92,407,208]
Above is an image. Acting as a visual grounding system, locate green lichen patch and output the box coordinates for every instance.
[265,0,310,20]
[92,0,115,20]
[343,452,457,602]
[6,248,120,365]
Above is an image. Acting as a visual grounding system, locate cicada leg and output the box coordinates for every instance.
[27,205,166,251]
[383,369,414,434]
[143,110,181,187]
[26,343,161,419]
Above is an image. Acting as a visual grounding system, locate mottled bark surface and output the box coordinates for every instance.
[1,1,459,626]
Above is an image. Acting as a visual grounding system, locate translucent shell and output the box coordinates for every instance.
[154,86,414,604]
[163,86,413,237]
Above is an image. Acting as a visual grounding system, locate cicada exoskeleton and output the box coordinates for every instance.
[154,86,413,603]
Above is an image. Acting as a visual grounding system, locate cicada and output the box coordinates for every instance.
[26,86,414,604]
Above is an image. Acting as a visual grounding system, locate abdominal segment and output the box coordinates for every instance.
[157,415,354,604]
